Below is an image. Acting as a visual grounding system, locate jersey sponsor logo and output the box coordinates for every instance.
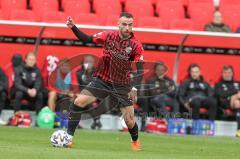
[125,46,132,54]
[105,41,131,61]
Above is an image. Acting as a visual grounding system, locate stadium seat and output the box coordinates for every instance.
[105,15,119,26]
[93,0,122,15]
[137,17,167,29]
[219,0,240,9]
[189,8,213,30]
[1,0,27,18]
[41,11,66,23]
[93,0,121,6]
[169,19,195,30]
[220,4,240,14]
[188,0,214,6]
[125,3,154,18]
[222,10,240,31]
[187,1,215,17]
[125,0,151,6]
[64,1,90,16]
[95,3,121,17]
[32,0,59,16]
[155,0,184,8]
[156,1,185,20]
[73,13,103,25]
[10,10,39,22]
[62,0,89,7]
[0,10,7,20]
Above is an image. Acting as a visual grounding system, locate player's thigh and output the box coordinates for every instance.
[74,89,97,107]
[120,105,135,126]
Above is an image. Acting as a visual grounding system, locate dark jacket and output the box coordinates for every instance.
[215,80,240,102]
[76,67,95,90]
[204,23,231,33]
[178,78,213,104]
[0,68,8,93]
[147,76,177,98]
[14,64,42,93]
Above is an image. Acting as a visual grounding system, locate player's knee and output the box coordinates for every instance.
[124,116,135,128]
[74,97,88,108]
[126,120,135,128]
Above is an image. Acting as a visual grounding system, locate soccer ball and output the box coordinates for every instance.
[50,130,71,147]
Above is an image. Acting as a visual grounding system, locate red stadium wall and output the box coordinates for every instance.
[1,24,240,86]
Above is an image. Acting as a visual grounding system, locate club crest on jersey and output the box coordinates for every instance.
[125,46,132,54]
[93,32,103,37]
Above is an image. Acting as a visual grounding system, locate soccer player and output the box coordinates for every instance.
[65,12,144,151]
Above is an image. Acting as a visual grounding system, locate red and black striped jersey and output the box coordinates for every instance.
[92,30,144,86]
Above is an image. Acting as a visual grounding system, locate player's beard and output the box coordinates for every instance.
[120,30,131,39]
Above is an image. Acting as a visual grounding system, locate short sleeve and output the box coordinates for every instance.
[92,31,109,44]
[134,43,144,62]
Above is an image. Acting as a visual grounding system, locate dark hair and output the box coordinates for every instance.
[221,65,234,80]
[12,53,23,67]
[222,65,233,72]
[119,12,134,18]
[187,63,203,80]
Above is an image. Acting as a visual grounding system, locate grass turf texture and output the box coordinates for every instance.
[0,126,239,159]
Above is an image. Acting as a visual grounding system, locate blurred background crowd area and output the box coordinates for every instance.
[0,0,240,32]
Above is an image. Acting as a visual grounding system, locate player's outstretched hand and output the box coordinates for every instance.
[66,16,75,28]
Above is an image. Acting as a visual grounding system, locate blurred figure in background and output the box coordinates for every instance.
[76,55,95,89]
[12,52,43,114]
[7,54,23,95]
[48,58,75,112]
[76,55,102,130]
[11,54,23,71]
[179,64,217,121]
[148,62,179,115]
[215,65,240,137]
[0,68,8,125]
[204,10,231,33]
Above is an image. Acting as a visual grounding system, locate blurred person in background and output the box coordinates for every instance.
[76,55,102,130]
[178,64,217,121]
[204,10,231,33]
[7,54,23,96]
[12,52,43,114]
[48,58,75,112]
[215,65,240,137]
[148,62,179,115]
[0,68,8,125]
[11,54,23,72]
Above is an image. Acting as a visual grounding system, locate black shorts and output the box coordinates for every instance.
[83,78,133,108]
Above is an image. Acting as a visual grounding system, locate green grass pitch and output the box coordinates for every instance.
[0,126,239,159]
